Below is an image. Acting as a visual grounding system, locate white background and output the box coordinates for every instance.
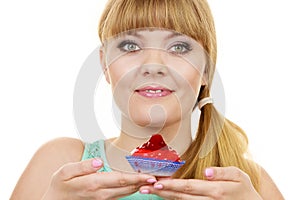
[0,0,299,199]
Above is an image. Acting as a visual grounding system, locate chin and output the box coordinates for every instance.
[127,97,182,127]
[130,114,166,128]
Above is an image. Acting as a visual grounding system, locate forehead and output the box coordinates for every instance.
[104,28,198,44]
[120,29,181,38]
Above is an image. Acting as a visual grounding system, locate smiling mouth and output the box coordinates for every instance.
[135,86,174,98]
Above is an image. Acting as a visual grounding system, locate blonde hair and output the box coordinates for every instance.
[98,0,260,192]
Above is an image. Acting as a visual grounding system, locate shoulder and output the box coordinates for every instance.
[259,166,285,199]
[10,137,85,199]
[28,137,85,175]
[36,137,84,161]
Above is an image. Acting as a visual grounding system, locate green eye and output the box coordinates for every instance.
[169,43,192,54]
[125,43,140,51]
[118,40,141,52]
[173,45,184,52]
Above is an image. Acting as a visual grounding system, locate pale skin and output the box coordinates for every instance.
[11,30,284,199]
[10,138,284,199]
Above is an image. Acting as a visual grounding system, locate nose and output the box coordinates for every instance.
[140,64,168,76]
[139,49,168,77]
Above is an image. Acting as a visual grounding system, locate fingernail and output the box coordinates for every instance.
[92,159,103,168]
[140,189,150,194]
[146,178,157,184]
[205,168,214,178]
[154,183,163,189]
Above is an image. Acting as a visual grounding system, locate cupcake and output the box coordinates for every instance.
[125,134,185,176]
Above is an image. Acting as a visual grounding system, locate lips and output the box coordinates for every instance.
[135,86,173,98]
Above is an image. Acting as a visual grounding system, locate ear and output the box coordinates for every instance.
[201,65,209,86]
[99,47,110,84]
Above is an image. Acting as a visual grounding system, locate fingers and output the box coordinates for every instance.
[54,158,103,181]
[138,167,253,200]
[140,181,213,200]
[100,171,157,188]
[95,185,143,199]
[51,158,158,199]
[140,178,224,197]
[204,166,250,182]
[144,189,212,200]
[76,171,157,189]
[67,171,157,199]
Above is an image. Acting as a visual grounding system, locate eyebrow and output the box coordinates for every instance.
[125,30,143,38]
[165,32,183,40]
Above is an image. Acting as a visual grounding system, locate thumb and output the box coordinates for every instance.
[56,158,103,181]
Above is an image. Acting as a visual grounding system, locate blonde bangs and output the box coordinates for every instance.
[98,0,216,63]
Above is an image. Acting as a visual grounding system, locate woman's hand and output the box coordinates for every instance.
[42,158,157,200]
[139,166,262,200]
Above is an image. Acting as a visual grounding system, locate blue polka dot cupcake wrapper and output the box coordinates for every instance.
[125,156,185,176]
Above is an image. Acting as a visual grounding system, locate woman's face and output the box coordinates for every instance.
[102,28,207,128]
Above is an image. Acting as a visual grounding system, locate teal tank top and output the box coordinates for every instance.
[81,140,163,200]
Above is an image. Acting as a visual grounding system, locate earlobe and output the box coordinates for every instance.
[99,48,110,84]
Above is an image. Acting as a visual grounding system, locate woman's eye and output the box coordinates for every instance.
[118,41,141,52]
[169,43,192,54]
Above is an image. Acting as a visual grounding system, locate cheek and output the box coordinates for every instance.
[107,59,135,89]
[108,61,139,115]
[171,62,203,94]
[189,72,202,94]
[106,50,146,84]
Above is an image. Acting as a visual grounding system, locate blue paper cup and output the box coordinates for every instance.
[125,156,185,176]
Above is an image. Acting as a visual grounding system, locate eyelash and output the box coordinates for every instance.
[117,40,141,52]
[168,42,192,55]
[117,40,193,54]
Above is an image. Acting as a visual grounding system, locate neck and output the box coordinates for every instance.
[109,114,193,156]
